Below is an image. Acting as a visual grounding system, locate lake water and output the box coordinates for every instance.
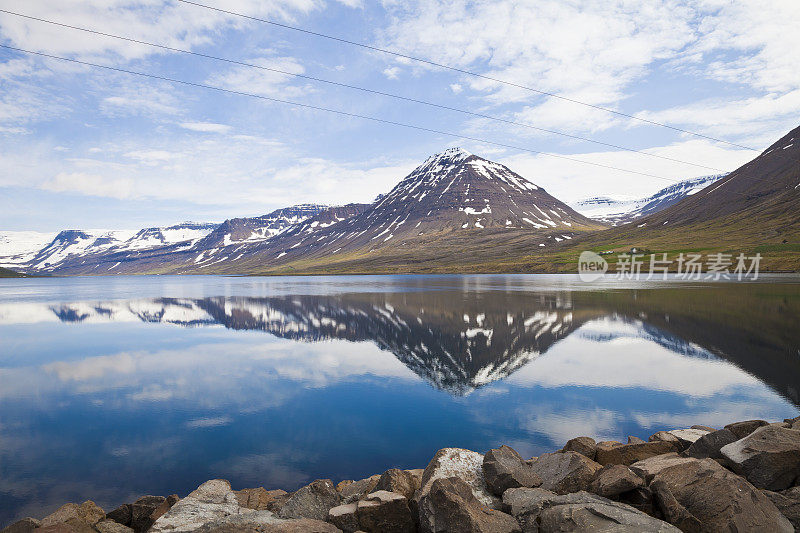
[1,274,799,525]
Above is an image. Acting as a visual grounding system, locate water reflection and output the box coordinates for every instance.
[0,279,798,525]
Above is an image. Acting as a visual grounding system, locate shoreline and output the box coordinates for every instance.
[5,415,799,532]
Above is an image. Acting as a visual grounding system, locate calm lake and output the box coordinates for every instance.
[1,274,799,524]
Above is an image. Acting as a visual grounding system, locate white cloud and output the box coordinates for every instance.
[179,122,232,134]
[383,66,400,80]
[207,54,309,98]
[449,83,463,94]
[42,172,135,200]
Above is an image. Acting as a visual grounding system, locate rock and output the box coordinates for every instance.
[278,479,341,521]
[356,491,415,533]
[482,446,542,497]
[528,451,602,495]
[627,436,646,444]
[684,428,738,461]
[720,425,800,490]
[502,488,678,532]
[149,479,247,533]
[651,456,792,532]
[36,526,80,533]
[724,419,769,439]
[629,453,695,483]
[94,519,134,533]
[374,469,420,500]
[418,477,520,533]
[328,503,360,532]
[650,479,702,533]
[129,495,167,532]
[561,437,596,460]
[588,464,645,498]
[690,425,716,432]
[0,517,40,533]
[786,416,800,430]
[193,511,340,532]
[40,501,105,531]
[648,431,680,445]
[595,440,679,466]
[339,475,381,504]
[764,486,800,529]
[105,505,131,526]
[405,469,424,485]
[666,429,709,449]
[415,448,500,509]
[234,488,288,511]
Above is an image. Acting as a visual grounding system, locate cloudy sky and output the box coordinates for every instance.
[1,0,798,231]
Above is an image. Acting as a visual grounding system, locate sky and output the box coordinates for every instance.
[0,0,799,231]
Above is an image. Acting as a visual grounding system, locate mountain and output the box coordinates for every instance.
[196,204,328,248]
[0,266,25,277]
[572,174,726,225]
[0,231,58,267]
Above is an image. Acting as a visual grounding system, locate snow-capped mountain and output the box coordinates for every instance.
[0,231,58,266]
[572,174,726,225]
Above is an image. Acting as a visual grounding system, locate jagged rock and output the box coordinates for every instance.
[278,479,341,521]
[374,469,420,500]
[666,429,709,449]
[234,488,288,511]
[720,425,800,490]
[684,428,738,461]
[40,501,105,532]
[650,479,702,533]
[724,419,769,439]
[356,491,415,533]
[149,479,246,532]
[105,505,131,526]
[192,511,340,532]
[690,425,716,432]
[764,486,800,529]
[328,503,360,532]
[339,475,381,504]
[0,517,40,533]
[482,445,542,496]
[595,440,678,466]
[651,456,792,532]
[588,464,645,498]
[502,487,678,532]
[627,436,646,444]
[561,437,596,460]
[418,477,520,533]
[415,448,500,509]
[94,519,134,533]
[129,495,167,532]
[528,451,602,495]
[648,431,681,445]
[629,453,695,483]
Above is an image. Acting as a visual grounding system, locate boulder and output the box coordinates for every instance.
[724,419,769,439]
[720,425,800,490]
[588,464,645,498]
[0,518,40,533]
[192,511,340,532]
[94,520,134,533]
[415,448,500,509]
[374,469,420,500]
[764,486,800,529]
[651,457,792,532]
[234,488,288,511]
[528,451,602,495]
[684,428,738,461]
[561,437,596,460]
[502,488,678,532]
[105,505,132,526]
[627,436,646,444]
[129,495,170,532]
[328,503,360,532]
[278,479,341,521]
[595,440,679,466]
[690,425,716,432]
[356,491,415,533]
[648,431,681,446]
[149,479,247,533]
[629,453,695,483]
[418,477,520,533]
[482,446,542,496]
[339,475,381,504]
[666,429,709,449]
[40,501,105,532]
[650,479,702,533]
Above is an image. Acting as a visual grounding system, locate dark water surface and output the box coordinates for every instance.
[1,274,798,524]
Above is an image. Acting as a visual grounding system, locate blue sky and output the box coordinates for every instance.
[1,0,798,231]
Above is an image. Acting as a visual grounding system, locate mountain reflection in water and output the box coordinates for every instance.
[0,277,798,525]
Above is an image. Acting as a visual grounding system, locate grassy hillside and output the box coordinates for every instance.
[0,266,25,278]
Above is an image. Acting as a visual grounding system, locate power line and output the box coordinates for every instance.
[0,8,725,173]
[2,43,694,184]
[173,0,758,152]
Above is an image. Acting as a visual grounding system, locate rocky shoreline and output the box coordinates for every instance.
[4,416,800,533]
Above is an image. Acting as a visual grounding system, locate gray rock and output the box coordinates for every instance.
[94,519,134,533]
[338,476,381,505]
[0,517,40,533]
[418,477,520,533]
[502,488,678,532]
[193,510,340,532]
[650,479,702,533]
[764,486,800,530]
[528,451,602,495]
[415,448,500,509]
[684,428,738,461]
[328,503,360,532]
[374,469,420,500]
[720,425,800,490]
[724,419,769,439]
[149,479,248,533]
[629,453,695,483]
[648,432,681,446]
[278,479,341,521]
[561,437,596,460]
[483,445,542,496]
[356,491,415,533]
[666,429,709,448]
[588,464,645,498]
[690,425,716,432]
[595,440,679,466]
[651,456,792,532]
